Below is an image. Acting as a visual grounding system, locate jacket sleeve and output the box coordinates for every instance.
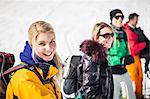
[62,78,76,98]
[124,25,146,55]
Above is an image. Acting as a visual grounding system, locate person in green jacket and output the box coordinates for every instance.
[109,9,136,99]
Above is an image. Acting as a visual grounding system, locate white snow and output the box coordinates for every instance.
[0,0,150,97]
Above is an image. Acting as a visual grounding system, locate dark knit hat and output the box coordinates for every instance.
[110,9,124,21]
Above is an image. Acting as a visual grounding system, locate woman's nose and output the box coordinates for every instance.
[45,45,51,51]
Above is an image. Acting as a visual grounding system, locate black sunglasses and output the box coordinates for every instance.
[114,15,124,20]
[98,33,114,39]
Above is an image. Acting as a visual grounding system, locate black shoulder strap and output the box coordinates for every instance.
[27,66,44,84]
[66,55,82,79]
[71,55,82,91]
[27,66,58,98]
[26,65,53,84]
[71,55,82,78]
[70,55,82,68]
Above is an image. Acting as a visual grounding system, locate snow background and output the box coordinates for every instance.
[0,0,150,97]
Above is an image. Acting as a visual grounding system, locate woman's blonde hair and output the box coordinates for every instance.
[92,22,112,40]
[28,21,63,84]
[28,21,54,46]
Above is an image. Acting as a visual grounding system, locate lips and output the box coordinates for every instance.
[43,52,52,56]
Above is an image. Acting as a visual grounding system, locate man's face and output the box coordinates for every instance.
[112,13,124,28]
[131,16,138,27]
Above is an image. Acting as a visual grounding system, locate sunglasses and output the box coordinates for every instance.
[98,33,114,39]
[114,15,124,20]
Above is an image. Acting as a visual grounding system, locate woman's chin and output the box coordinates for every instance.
[43,57,53,62]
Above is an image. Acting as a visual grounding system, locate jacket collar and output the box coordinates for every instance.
[128,22,135,29]
[36,65,58,80]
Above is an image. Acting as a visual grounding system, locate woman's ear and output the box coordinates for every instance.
[95,36,99,42]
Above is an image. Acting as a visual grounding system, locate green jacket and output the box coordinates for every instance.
[109,27,129,66]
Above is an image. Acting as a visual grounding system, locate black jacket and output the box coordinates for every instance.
[63,40,114,99]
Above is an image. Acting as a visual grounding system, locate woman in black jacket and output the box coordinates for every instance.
[62,22,114,99]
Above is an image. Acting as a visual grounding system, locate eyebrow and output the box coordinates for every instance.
[38,41,45,43]
[50,37,56,42]
[38,37,55,43]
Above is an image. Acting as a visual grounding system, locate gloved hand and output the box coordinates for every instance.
[121,55,134,66]
[144,63,149,74]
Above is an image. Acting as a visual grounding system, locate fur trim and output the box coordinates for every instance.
[80,40,106,62]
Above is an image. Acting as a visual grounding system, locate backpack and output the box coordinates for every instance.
[0,52,53,99]
[63,55,114,99]
[0,52,15,98]
[135,27,150,59]
[135,27,150,74]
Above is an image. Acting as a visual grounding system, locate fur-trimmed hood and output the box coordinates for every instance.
[80,40,107,62]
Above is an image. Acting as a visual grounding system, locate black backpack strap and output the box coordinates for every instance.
[65,55,82,79]
[71,55,82,91]
[26,65,53,84]
[27,66,58,98]
[71,55,82,63]
[25,65,58,98]
[71,55,82,77]
[26,66,44,84]
[63,55,82,95]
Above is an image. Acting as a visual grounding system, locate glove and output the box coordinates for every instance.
[121,55,134,66]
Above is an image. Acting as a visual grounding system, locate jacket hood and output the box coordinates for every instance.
[20,41,35,65]
[80,40,106,62]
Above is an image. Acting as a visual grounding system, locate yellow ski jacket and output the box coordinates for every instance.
[6,65,62,99]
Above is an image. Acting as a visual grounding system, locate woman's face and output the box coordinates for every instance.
[33,32,56,61]
[96,27,114,49]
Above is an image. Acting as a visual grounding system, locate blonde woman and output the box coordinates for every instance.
[6,21,63,99]
[63,22,114,99]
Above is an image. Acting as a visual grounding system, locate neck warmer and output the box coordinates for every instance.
[111,25,127,41]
